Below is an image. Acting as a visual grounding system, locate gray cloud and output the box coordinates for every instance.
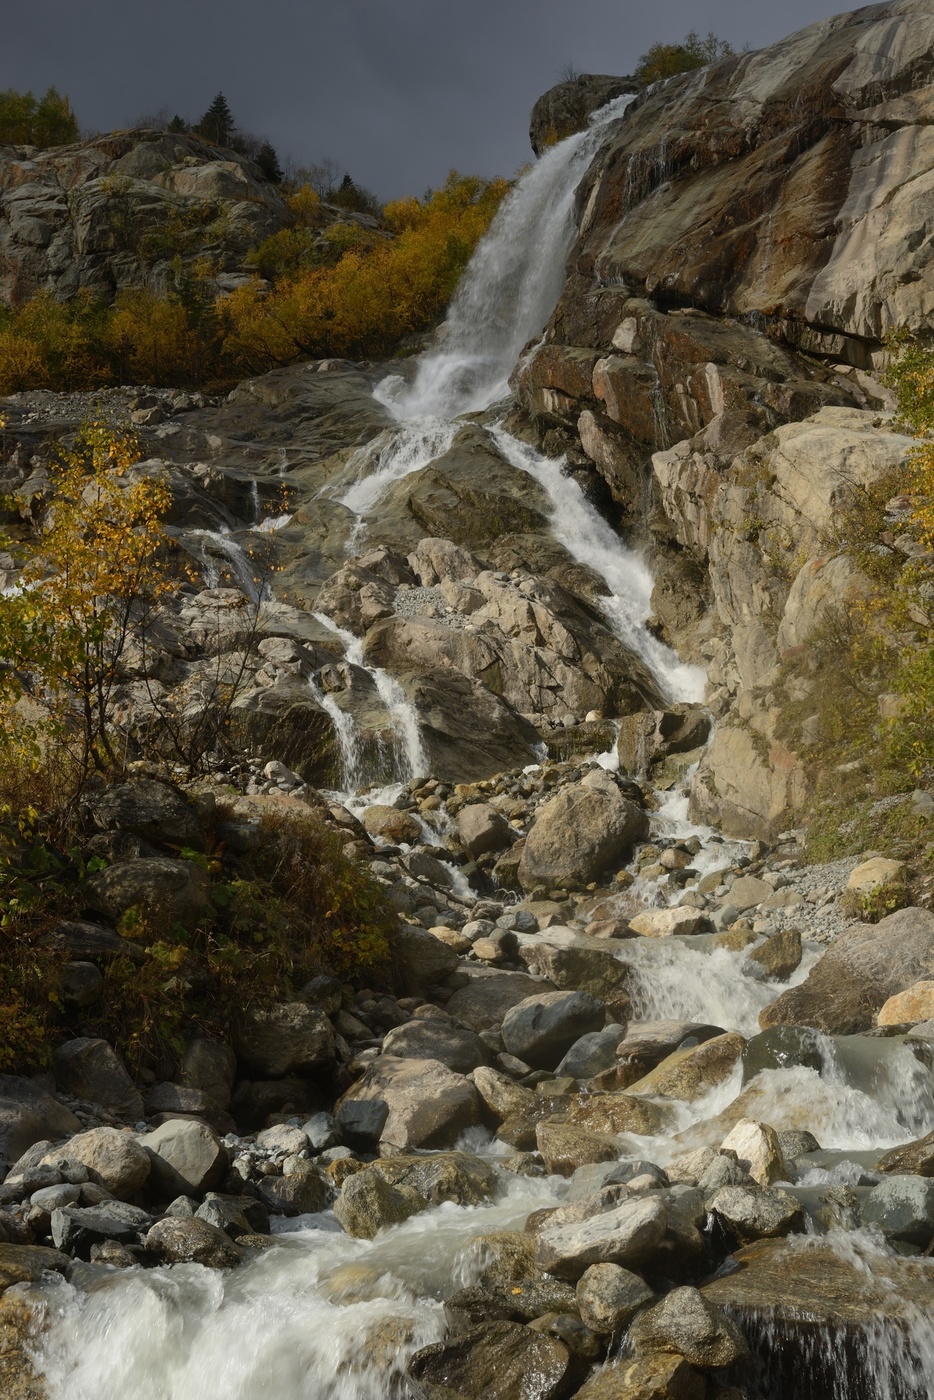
[7,0,854,197]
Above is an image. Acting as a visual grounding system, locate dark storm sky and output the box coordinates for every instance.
[8,0,858,198]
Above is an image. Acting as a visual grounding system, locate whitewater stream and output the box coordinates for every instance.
[24,92,934,1400]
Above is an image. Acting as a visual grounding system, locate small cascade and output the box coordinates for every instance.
[305,671,366,794]
[313,612,429,786]
[181,528,268,604]
[249,479,261,525]
[488,427,705,702]
[337,419,458,522]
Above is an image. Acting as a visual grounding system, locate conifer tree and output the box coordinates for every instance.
[255,141,283,183]
[197,92,234,147]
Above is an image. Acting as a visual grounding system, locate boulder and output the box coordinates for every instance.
[235,1003,334,1077]
[761,908,934,1034]
[145,1216,241,1269]
[518,776,648,892]
[844,857,908,915]
[574,1354,704,1400]
[628,908,708,938]
[393,924,460,996]
[51,1201,152,1256]
[520,942,630,1010]
[0,1242,70,1291]
[564,1094,667,1137]
[576,1262,655,1334]
[616,1023,724,1067]
[535,1122,621,1177]
[409,1321,571,1400]
[747,929,803,981]
[878,981,934,1027]
[534,1195,668,1280]
[143,1082,233,1134]
[877,1129,934,1178]
[196,1194,269,1239]
[256,1164,329,1216]
[0,1076,80,1169]
[471,1067,539,1122]
[51,1039,143,1120]
[49,1127,150,1201]
[707,1185,804,1243]
[380,1019,486,1074]
[334,1167,428,1239]
[336,1057,480,1151]
[181,1039,237,1109]
[859,1175,934,1246]
[61,961,104,1009]
[502,991,605,1070]
[445,971,550,1032]
[719,1119,789,1186]
[629,1287,749,1368]
[333,1099,389,1150]
[456,803,516,859]
[369,1152,495,1207]
[85,778,205,850]
[555,1026,626,1080]
[85,856,210,935]
[139,1120,228,1198]
[362,805,422,844]
[725,876,774,913]
[626,1034,745,1102]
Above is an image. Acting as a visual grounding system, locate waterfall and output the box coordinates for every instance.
[381,94,636,420]
[181,528,268,604]
[305,671,366,794]
[313,613,429,786]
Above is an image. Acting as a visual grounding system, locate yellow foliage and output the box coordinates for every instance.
[0,414,174,790]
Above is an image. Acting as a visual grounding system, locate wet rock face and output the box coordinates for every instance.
[529,75,639,156]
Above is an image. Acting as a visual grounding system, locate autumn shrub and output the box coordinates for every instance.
[0,413,175,794]
[635,31,737,83]
[223,170,508,371]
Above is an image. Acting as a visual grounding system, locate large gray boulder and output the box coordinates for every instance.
[85,857,210,937]
[761,908,934,1034]
[576,1262,655,1334]
[235,1003,334,1077]
[49,1126,151,1201]
[456,803,516,859]
[502,990,605,1070]
[518,773,648,892]
[0,1076,80,1169]
[534,1195,669,1281]
[51,1039,143,1120]
[84,778,206,850]
[860,1175,934,1246]
[380,1019,487,1075]
[336,1056,480,1151]
[445,971,550,1032]
[139,1120,228,1198]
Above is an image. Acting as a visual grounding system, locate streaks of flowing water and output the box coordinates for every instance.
[383,95,636,420]
[488,427,705,702]
[181,528,268,604]
[313,613,428,785]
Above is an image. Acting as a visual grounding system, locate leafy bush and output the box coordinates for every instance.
[635,31,737,84]
[0,87,78,147]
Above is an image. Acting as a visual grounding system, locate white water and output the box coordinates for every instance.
[33,1176,565,1400]
[386,95,636,420]
[313,613,429,786]
[182,528,268,604]
[305,670,367,795]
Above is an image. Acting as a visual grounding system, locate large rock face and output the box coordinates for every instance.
[0,129,287,305]
[514,3,934,838]
[761,906,934,1033]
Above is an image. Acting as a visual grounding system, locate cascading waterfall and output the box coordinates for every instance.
[181,528,267,605]
[313,613,429,785]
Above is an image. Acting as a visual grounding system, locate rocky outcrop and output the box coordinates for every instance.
[0,129,380,308]
[529,75,639,156]
[514,2,934,838]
